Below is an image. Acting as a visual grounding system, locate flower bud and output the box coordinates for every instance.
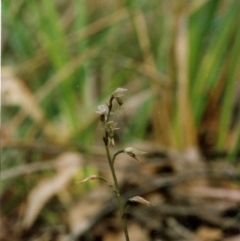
[115,97,123,106]
[129,196,154,207]
[79,175,98,183]
[77,175,108,184]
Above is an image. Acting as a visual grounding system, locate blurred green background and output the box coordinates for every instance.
[1,0,240,236]
[2,0,240,157]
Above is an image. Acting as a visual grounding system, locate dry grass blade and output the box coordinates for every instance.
[67,187,112,238]
[35,48,98,102]
[190,186,240,202]
[67,8,129,45]
[21,153,83,230]
[2,67,57,140]
[2,67,44,121]
[167,217,201,241]
[188,0,210,14]
[174,5,197,149]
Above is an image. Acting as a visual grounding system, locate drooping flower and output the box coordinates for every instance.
[112,88,128,98]
[96,104,109,122]
[124,147,147,162]
[96,104,108,115]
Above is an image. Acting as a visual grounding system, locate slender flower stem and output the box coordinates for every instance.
[107,96,114,121]
[104,144,130,241]
[96,89,150,241]
[112,150,124,164]
[101,92,130,241]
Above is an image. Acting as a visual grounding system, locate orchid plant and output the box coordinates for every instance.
[80,87,153,241]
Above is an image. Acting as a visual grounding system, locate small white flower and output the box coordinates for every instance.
[124,147,147,162]
[106,121,119,131]
[124,147,147,155]
[95,104,108,115]
[112,88,128,97]
[104,121,119,146]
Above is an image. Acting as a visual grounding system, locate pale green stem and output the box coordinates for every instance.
[103,96,130,241]
[112,150,124,164]
[104,144,130,241]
